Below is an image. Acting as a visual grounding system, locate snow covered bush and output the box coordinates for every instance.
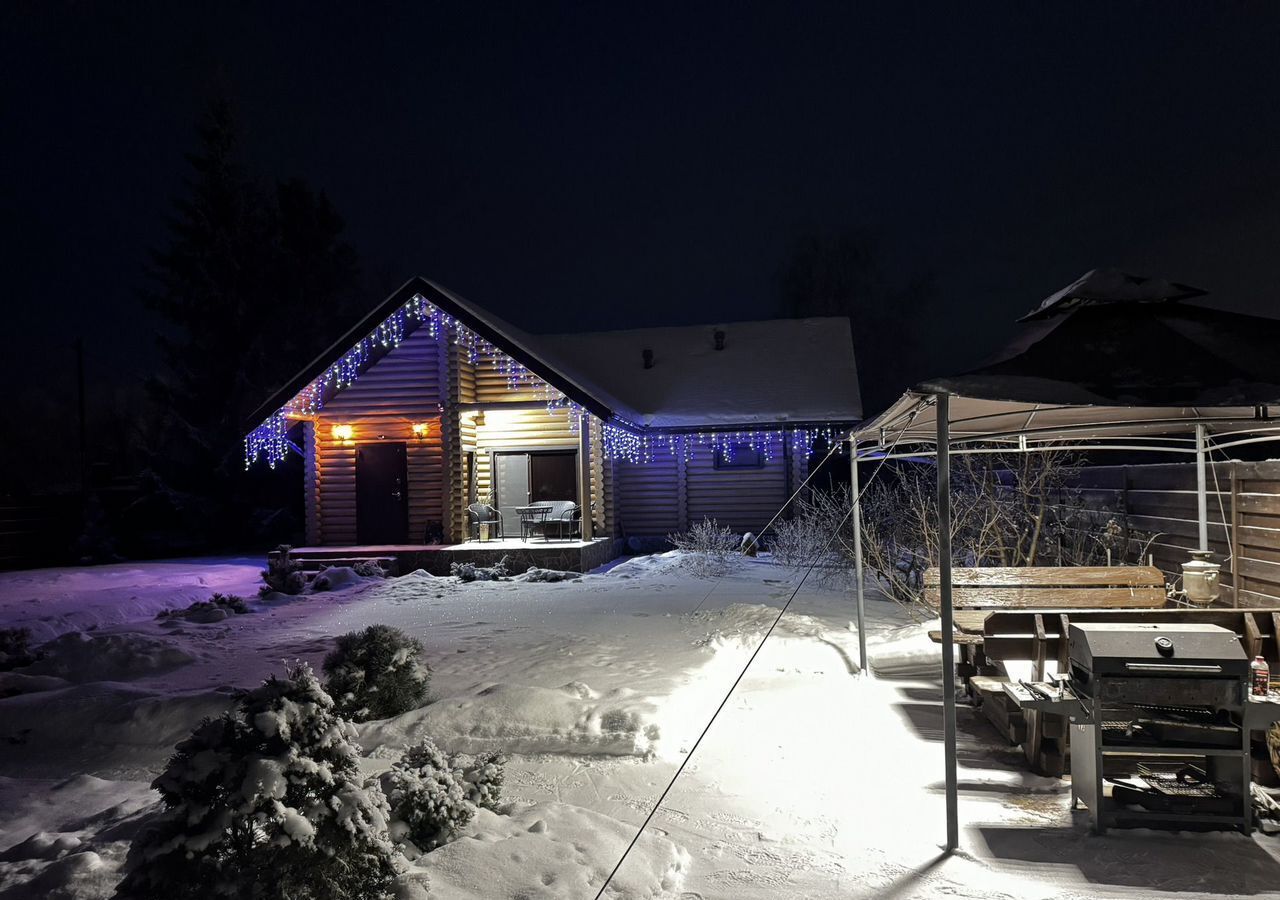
[382,738,473,852]
[451,554,512,582]
[0,627,37,671]
[668,518,739,577]
[353,559,389,578]
[771,498,843,574]
[114,664,400,900]
[382,739,507,852]
[157,593,249,621]
[516,566,581,582]
[322,625,430,721]
[456,748,507,812]
[261,544,305,595]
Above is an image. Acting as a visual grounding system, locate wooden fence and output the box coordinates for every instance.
[1073,461,1280,607]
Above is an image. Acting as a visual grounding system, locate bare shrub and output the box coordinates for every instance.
[668,518,739,577]
[770,486,855,588]
[771,450,1152,619]
[858,451,1153,616]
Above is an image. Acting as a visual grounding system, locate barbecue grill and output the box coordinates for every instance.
[1064,622,1254,832]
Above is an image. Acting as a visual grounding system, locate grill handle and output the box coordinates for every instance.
[1123,662,1223,674]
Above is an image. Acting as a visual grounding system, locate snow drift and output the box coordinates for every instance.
[867,619,942,678]
[402,801,690,900]
[360,681,661,758]
[22,632,196,683]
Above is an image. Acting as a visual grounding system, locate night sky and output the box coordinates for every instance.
[6,2,1280,427]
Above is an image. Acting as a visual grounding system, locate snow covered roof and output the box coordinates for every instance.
[529,318,861,428]
[247,277,861,435]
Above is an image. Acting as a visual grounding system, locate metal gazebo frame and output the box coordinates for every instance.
[848,394,1280,851]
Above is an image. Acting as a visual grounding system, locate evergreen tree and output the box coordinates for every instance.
[115,664,400,900]
[323,624,432,722]
[140,99,361,549]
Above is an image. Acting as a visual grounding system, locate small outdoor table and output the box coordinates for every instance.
[515,505,551,541]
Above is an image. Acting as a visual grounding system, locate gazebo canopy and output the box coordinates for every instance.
[854,269,1280,453]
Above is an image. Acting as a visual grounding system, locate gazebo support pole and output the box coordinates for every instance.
[851,440,867,675]
[936,392,959,852]
[1196,424,1209,553]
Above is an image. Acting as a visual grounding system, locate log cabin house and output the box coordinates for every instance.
[245,277,861,572]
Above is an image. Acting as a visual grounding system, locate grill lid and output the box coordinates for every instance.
[1069,622,1248,677]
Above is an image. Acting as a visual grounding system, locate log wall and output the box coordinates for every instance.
[615,433,796,538]
[311,327,445,544]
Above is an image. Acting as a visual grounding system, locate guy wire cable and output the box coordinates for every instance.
[688,435,846,615]
[592,417,913,898]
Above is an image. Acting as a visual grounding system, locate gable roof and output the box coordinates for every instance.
[530,318,861,427]
[247,276,861,435]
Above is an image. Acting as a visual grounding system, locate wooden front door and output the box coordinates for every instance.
[356,443,408,544]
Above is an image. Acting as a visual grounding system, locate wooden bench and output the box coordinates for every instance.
[924,565,1166,775]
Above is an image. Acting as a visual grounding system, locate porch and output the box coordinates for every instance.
[283,537,619,577]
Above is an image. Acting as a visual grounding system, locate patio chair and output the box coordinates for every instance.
[467,503,503,542]
[539,501,581,541]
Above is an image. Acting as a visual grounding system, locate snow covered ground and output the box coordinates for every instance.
[2,551,1280,898]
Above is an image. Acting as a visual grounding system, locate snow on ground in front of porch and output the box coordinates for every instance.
[0,557,263,642]
[2,552,1280,898]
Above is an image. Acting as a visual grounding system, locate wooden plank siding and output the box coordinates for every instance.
[615,433,799,538]
[1073,461,1280,607]
[312,327,445,545]
[616,444,682,537]
[686,433,789,535]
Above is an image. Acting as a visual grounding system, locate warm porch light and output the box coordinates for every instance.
[411,422,430,439]
[331,424,355,443]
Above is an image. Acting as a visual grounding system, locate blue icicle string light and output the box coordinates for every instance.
[597,423,845,465]
[244,293,571,468]
[244,293,850,469]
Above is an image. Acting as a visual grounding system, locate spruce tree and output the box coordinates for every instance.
[115,664,400,900]
[141,99,362,549]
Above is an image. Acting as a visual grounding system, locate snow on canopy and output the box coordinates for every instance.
[1017,267,1208,322]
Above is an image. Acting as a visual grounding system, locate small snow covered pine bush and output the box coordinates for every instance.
[353,559,389,578]
[157,593,249,621]
[114,664,399,900]
[450,554,512,582]
[382,740,506,852]
[322,625,430,721]
[668,518,739,577]
[456,749,507,812]
[383,738,474,852]
[0,627,37,671]
[261,544,306,596]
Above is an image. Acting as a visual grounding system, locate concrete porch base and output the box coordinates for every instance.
[284,538,620,576]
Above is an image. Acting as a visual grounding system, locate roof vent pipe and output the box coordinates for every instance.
[642,348,654,369]
[714,329,726,351]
